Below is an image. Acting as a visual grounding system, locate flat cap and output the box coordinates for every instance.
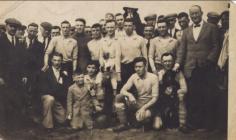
[144,14,157,21]
[40,22,52,31]
[123,7,138,12]
[0,23,6,30]
[5,18,22,27]
[165,13,177,20]
[207,12,220,18]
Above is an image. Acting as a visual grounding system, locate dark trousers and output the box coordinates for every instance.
[186,65,218,129]
[118,62,135,91]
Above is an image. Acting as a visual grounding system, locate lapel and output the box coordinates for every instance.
[189,25,196,42]
[196,21,207,42]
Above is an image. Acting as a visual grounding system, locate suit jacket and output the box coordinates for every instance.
[39,67,70,105]
[22,38,44,77]
[0,33,27,86]
[176,21,220,78]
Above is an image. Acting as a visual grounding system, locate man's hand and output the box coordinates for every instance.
[128,94,136,105]
[0,78,5,86]
[41,65,49,72]
[22,77,28,85]
[136,107,146,121]
[173,63,180,72]
[67,113,72,120]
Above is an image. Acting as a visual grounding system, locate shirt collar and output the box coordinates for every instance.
[193,20,204,28]
[6,32,14,41]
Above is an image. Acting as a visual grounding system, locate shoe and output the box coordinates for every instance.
[179,126,191,133]
[112,124,130,132]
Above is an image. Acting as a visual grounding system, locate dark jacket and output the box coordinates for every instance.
[39,67,70,105]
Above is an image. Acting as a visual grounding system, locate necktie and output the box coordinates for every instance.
[170,29,172,37]
[43,37,46,48]
[11,36,15,46]
[146,39,150,51]
[194,24,201,28]
[29,39,33,47]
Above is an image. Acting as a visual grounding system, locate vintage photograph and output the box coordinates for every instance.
[0,1,230,140]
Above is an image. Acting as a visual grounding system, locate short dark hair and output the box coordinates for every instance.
[52,52,63,60]
[178,12,189,19]
[75,18,86,25]
[91,23,101,29]
[73,70,84,77]
[133,57,147,66]
[52,26,61,31]
[115,13,123,17]
[28,22,38,28]
[105,19,116,26]
[124,18,134,24]
[105,13,115,19]
[220,10,229,18]
[157,19,168,25]
[87,60,100,69]
[161,52,175,61]
[61,20,71,27]
[144,24,154,29]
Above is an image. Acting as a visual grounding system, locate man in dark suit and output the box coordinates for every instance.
[39,22,52,52]
[165,13,180,39]
[73,18,91,73]
[175,5,220,131]
[39,52,70,131]
[0,18,28,130]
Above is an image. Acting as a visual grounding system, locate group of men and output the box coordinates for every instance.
[0,5,229,134]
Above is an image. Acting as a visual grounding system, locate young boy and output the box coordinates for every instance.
[67,71,95,130]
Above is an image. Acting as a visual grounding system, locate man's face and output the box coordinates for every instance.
[144,26,154,39]
[189,6,203,24]
[87,64,97,76]
[115,15,124,29]
[167,18,176,29]
[61,23,70,37]
[6,24,17,36]
[85,27,92,37]
[221,14,229,29]
[124,22,134,36]
[51,28,60,37]
[74,74,84,85]
[91,27,101,39]
[146,20,156,27]
[99,20,107,34]
[15,29,25,38]
[135,61,146,77]
[162,55,174,70]
[178,17,189,30]
[105,14,114,21]
[75,21,85,34]
[27,26,38,39]
[51,56,62,69]
[40,27,50,38]
[105,22,116,37]
[157,22,168,37]
[70,29,75,36]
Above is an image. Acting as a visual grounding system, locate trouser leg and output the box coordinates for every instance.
[41,95,55,128]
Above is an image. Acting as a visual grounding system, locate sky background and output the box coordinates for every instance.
[0,1,229,27]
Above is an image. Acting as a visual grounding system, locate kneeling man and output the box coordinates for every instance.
[113,57,160,132]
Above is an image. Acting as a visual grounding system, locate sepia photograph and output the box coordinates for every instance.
[0,1,233,140]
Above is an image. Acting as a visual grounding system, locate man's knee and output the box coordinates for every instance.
[153,116,162,129]
[42,95,55,105]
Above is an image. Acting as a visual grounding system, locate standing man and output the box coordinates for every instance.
[87,23,102,62]
[73,18,91,72]
[176,12,190,41]
[175,5,220,131]
[118,18,147,86]
[99,19,107,37]
[0,18,27,130]
[39,22,52,51]
[115,13,125,38]
[149,20,178,74]
[39,53,70,132]
[51,26,61,38]
[43,20,78,81]
[165,13,179,39]
[99,20,121,95]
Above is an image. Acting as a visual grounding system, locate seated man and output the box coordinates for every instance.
[113,57,160,132]
[157,53,187,131]
[39,52,70,132]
